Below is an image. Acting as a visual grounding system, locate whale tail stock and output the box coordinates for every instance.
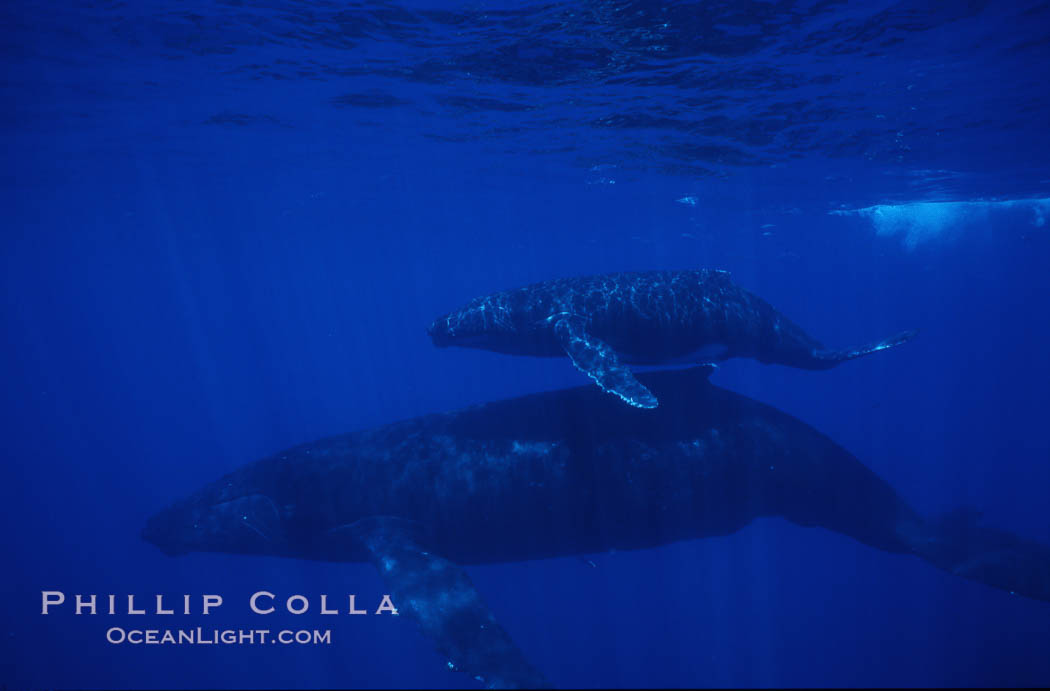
[907,507,1050,604]
[810,328,919,368]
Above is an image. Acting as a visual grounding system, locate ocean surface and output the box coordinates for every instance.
[3,0,1050,688]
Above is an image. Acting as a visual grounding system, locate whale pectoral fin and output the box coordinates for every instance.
[335,516,550,690]
[553,318,658,409]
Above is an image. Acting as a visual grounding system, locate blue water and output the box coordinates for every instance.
[3,0,1050,687]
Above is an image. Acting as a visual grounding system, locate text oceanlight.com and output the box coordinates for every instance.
[105,627,332,645]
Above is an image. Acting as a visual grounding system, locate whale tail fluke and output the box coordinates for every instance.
[812,328,919,367]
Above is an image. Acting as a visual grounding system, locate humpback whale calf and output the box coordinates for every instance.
[428,270,917,408]
[143,367,1049,688]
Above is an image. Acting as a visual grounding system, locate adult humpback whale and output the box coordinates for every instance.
[428,270,917,408]
[143,367,1049,688]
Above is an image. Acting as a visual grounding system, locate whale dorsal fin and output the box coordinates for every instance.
[552,317,659,409]
[681,363,718,380]
[333,516,550,689]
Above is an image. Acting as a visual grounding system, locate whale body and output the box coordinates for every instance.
[428,270,917,408]
[143,367,1047,688]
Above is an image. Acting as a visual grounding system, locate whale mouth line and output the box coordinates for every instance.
[141,492,287,557]
[430,329,491,348]
[140,523,190,556]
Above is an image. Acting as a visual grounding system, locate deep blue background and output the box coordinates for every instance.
[2,0,1050,688]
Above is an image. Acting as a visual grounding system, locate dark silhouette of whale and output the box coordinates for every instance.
[142,367,1048,688]
[428,270,917,408]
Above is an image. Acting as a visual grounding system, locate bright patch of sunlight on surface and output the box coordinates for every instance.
[831,198,1050,248]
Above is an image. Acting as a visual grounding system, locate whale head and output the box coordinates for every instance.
[142,482,289,558]
[428,295,516,350]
